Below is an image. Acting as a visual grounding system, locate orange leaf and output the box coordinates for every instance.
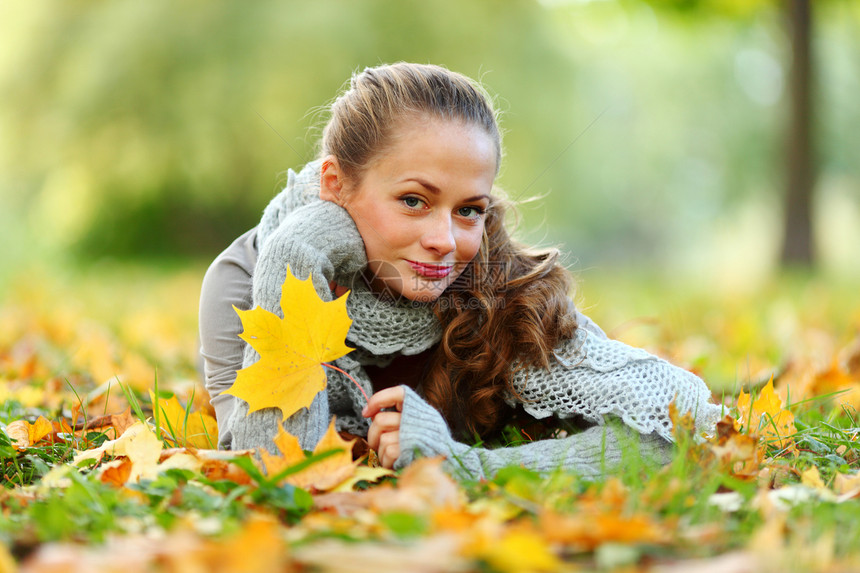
[709,416,762,478]
[540,509,668,550]
[108,408,139,440]
[223,266,353,421]
[5,416,54,450]
[100,458,133,487]
[261,419,358,492]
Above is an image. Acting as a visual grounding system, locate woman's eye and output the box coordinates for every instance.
[402,197,422,208]
[458,206,485,218]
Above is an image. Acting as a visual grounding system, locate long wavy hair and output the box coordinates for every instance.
[424,192,577,438]
[322,62,577,437]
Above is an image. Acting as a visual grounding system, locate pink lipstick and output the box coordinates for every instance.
[406,260,454,279]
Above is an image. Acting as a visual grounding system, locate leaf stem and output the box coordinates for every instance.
[322,362,369,404]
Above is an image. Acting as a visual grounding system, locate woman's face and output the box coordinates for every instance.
[321,117,498,302]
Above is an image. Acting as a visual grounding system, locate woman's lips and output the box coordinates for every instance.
[406,260,454,279]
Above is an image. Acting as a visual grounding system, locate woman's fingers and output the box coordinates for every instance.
[376,430,400,469]
[366,411,401,450]
[363,386,406,468]
[362,386,405,418]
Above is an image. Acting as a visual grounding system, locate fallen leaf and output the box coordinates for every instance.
[375,457,464,513]
[78,407,139,440]
[313,458,464,516]
[800,466,826,490]
[737,376,796,449]
[5,416,54,450]
[833,472,860,498]
[261,418,358,492]
[709,416,762,478]
[151,391,219,448]
[540,509,669,550]
[224,266,353,421]
[478,524,561,573]
[118,422,165,482]
[332,466,395,492]
[100,458,133,487]
[160,448,255,485]
[73,422,163,482]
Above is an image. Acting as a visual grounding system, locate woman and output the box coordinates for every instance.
[199,62,722,480]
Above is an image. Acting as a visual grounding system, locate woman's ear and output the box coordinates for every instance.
[319,156,346,204]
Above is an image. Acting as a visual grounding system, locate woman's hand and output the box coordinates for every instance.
[362,386,405,469]
[328,281,350,298]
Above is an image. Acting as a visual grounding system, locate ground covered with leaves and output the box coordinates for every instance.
[1,263,859,572]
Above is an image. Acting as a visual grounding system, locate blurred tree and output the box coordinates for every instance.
[641,0,820,266]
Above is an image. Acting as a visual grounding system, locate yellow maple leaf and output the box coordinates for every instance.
[224,266,353,421]
[737,376,796,449]
[260,418,358,492]
[150,391,219,449]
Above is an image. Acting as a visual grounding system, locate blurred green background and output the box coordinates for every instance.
[2,0,859,294]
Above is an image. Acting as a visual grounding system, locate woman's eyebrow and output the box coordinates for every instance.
[404,177,490,202]
[404,177,441,194]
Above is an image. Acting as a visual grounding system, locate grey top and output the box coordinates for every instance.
[199,160,723,480]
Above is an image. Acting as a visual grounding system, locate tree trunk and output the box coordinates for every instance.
[780,0,815,266]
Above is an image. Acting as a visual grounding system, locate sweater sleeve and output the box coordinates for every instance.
[395,387,673,481]
[509,322,724,442]
[228,199,370,453]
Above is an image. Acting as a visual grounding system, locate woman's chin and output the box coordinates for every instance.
[370,278,446,304]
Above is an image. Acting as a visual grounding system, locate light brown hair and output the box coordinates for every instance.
[322,62,501,182]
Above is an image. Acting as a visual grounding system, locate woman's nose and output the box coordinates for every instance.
[420,215,456,256]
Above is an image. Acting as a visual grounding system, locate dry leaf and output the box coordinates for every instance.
[709,416,762,478]
[332,466,394,492]
[224,266,353,421]
[374,457,464,513]
[833,472,860,498]
[261,419,358,493]
[151,391,218,448]
[99,458,133,487]
[73,422,163,481]
[77,407,139,440]
[313,458,464,516]
[540,509,668,550]
[737,376,796,449]
[477,524,561,573]
[800,466,826,490]
[5,416,53,450]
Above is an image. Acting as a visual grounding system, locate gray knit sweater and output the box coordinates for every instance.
[224,160,723,481]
